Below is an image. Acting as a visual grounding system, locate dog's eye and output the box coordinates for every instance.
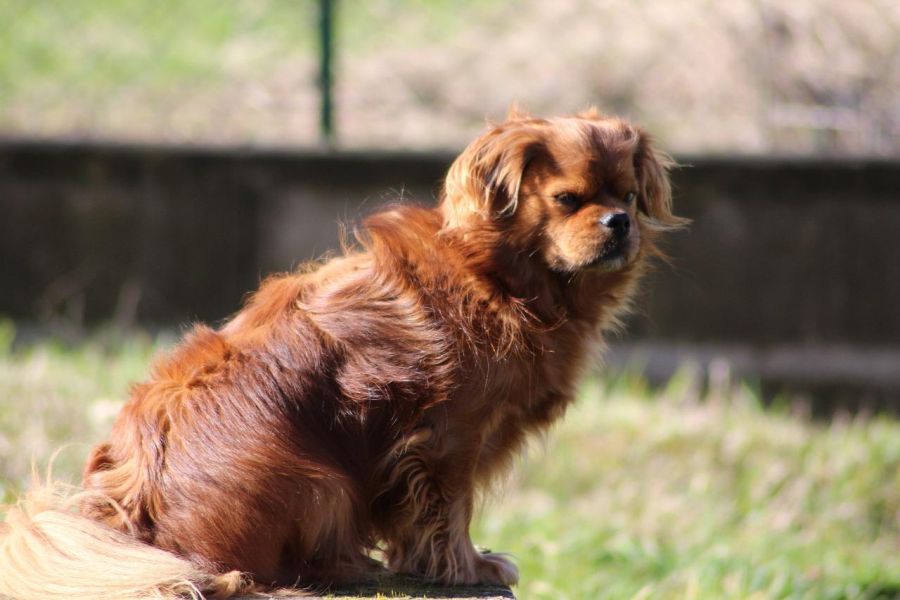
[624,192,637,205]
[554,193,581,209]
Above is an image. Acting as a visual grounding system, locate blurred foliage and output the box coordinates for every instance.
[0,0,897,154]
[0,328,897,599]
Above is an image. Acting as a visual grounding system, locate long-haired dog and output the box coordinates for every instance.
[0,109,684,599]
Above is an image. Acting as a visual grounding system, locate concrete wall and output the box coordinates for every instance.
[2,140,898,405]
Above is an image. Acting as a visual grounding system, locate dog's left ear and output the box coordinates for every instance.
[441,123,544,228]
[633,130,688,230]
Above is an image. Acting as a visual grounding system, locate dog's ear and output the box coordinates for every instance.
[633,130,688,230]
[441,123,544,228]
[505,103,531,121]
[576,106,604,120]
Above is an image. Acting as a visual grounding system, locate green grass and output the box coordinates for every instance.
[0,0,502,145]
[0,0,495,87]
[0,1,315,93]
[0,0,493,89]
[473,374,900,599]
[0,327,898,600]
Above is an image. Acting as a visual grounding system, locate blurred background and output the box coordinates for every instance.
[2,0,898,153]
[1,2,899,599]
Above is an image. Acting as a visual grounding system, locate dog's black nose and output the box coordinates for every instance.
[600,211,630,237]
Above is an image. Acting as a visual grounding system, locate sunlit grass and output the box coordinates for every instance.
[0,326,897,599]
[0,324,168,503]
[474,373,900,599]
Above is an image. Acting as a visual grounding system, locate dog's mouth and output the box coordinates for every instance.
[587,237,634,271]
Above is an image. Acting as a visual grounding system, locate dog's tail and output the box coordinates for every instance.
[0,478,247,600]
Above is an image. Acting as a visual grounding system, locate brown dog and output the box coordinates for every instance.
[0,109,683,599]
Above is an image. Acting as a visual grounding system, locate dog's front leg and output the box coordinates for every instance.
[381,447,518,586]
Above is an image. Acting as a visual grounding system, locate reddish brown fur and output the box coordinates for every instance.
[69,110,683,593]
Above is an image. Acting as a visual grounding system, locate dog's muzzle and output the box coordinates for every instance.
[593,211,632,266]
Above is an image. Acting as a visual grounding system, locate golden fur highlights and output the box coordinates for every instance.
[0,109,683,599]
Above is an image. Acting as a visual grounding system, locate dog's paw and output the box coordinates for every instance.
[474,552,519,586]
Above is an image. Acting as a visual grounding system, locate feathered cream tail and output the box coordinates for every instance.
[0,474,247,600]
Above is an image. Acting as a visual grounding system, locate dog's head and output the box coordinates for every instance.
[440,108,684,274]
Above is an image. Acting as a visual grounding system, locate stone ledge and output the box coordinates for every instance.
[238,574,515,599]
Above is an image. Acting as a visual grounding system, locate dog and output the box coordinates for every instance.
[0,108,683,599]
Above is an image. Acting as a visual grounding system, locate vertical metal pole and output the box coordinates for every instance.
[318,0,334,145]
